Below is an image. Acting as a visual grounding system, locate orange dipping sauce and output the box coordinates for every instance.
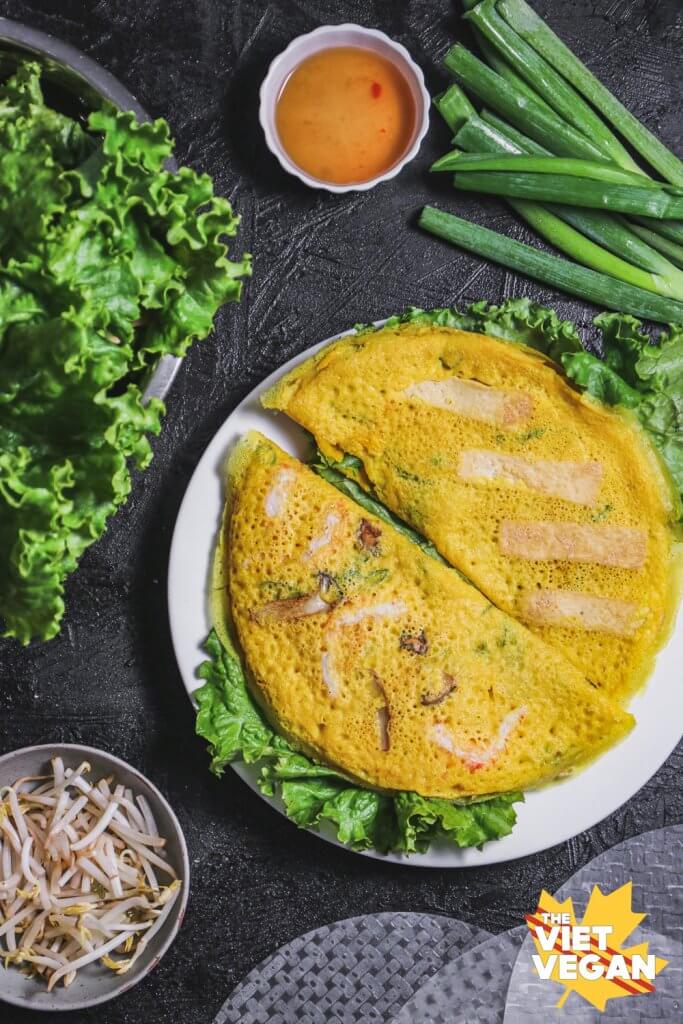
[275,46,417,185]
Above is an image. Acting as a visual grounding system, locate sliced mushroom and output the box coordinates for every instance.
[421,672,457,707]
[370,670,387,700]
[251,591,332,623]
[376,707,391,752]
[371,672,390,751]
[357,518,382,553]
[400,629,428,655]
[317,571,338,599]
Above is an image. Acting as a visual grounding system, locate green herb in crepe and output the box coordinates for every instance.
[0,63,251,643]
[195,631,521,854]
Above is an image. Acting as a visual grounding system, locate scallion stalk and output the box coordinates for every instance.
[548,208,683,280]
[456,113,530,156]
[498,0,683,185]
[470,25,556,115]
[632,218,683,246]
[444,44,609,162]
[466,0,639,171]
[452,115,683,279]
[433,85,475,135]
[479,110,549,154]
[432,154,653,187]
[503,202,683,298]
[418,206,683,323]
[452,171,683,219]
[627,222,683,271]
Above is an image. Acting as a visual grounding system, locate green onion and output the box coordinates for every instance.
[451,172,683,219]
[466,0,639,171]
[479,110,548,155]
[429,4,683,313]
[548,208,683,279]
[418,206,683,323]
[498,0,683,186]
[470,26,556,115]
[444,44,609,162]
[628,222,683,271]
[432,154,654,187]
[456,112,530,156]
[468,113,683,274]
[504,203,683,298]
[452,116,683,280]
[633,218,683,246]
[433,85,476,135]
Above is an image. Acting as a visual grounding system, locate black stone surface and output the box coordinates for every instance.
[0,1,681,1022]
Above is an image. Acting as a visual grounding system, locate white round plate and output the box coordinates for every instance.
[168,324,683,867]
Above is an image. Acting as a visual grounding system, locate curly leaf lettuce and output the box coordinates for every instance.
[0,63,251,643]
[360,296,583,364]
[561,315,683,498]
[195,631,521,855]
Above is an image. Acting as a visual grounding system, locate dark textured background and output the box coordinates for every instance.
[0,1,681,1022]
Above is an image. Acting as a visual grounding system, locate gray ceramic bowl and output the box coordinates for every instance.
[0,744,190,1012]
[0,16,181,404]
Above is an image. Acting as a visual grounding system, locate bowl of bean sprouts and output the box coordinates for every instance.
[0,744,189,1011]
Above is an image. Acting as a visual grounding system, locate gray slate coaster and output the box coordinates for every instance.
[214,912,491,1024]
[391,926,527,1024]
[503,825,683,1023]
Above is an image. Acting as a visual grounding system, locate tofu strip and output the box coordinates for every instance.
[404,377,533,427]
[520,589,642,637]
[499,521,647,568]
[458,450,603,506]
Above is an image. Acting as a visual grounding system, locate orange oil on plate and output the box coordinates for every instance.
[275,46,417,185]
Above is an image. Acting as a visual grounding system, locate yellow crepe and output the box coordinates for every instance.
[263,322,679,700]
[222,432,632,799]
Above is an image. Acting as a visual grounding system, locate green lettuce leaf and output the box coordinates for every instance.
[562,315,683,499]
[0,63,251,643]
[359,296,583,364]
[195,630,522,854]
[394,791,519,853]
[195,631,276,771]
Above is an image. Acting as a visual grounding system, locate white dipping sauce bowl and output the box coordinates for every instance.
[259,23,431,193]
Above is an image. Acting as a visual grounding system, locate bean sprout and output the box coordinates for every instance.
[0,757,181,990]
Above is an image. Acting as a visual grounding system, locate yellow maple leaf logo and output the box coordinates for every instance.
[526,883,668,1012]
